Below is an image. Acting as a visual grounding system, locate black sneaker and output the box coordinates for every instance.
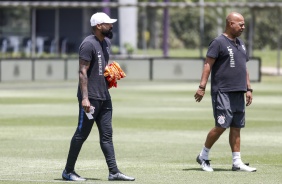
[108,172,135,181]
[62,169,86,181]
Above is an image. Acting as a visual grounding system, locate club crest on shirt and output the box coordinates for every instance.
[217,115,225,125]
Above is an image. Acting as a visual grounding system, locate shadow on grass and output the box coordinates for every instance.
[183,168,231,172]
[54,178,101,181]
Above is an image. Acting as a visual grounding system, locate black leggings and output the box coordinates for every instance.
[65,99,117,172]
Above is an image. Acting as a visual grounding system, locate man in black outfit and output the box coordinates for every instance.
[194,12,256,172]
[62,12,135,181]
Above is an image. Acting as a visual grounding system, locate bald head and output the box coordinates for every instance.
[226,12,244,25]
[224,12,245,39]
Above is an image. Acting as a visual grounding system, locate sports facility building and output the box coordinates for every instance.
[0,0,137,56]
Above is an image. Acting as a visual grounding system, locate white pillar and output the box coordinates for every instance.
[118,0,137,55]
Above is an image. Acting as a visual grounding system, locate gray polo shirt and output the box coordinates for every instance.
[77,35,111,100]
[207,34,249,94]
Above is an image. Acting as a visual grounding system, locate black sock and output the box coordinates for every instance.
[109,167,120,174]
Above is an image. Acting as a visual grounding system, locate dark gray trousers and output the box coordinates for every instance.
[65,99,117,172]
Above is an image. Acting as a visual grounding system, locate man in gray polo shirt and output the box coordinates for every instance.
[62,12,135,181]
[194,12,256,172]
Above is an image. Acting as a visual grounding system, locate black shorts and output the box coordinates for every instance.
[212,91,245,128]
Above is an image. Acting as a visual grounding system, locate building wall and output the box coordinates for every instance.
[0,0,137,55]
[35,6,121,54]
[36,8,86,53]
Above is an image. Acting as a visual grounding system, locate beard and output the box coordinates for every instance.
[102,29,113,39]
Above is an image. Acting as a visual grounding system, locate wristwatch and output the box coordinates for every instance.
[247,88,253,92]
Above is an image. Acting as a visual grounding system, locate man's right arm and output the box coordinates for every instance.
[79,59,91,113]
[194,57,215,102]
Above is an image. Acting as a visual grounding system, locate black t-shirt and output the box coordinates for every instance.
[207,34,249,94]
[77,35,111,100]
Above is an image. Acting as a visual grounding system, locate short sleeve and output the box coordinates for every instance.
[79,41,94,62]
[206,39,220,59]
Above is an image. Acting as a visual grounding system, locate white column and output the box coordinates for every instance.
[118,0,137,55]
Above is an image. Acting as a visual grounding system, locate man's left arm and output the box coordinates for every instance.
[246,68,253,106]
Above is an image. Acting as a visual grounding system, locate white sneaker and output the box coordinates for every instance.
[232,163,256,172]
[108,172,135,181]
[196,155,214,172]
[62,170,86,181]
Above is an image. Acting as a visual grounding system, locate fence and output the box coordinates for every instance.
[0,58,261,82]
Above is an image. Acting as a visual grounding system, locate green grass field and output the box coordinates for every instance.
[1,76,282,184]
